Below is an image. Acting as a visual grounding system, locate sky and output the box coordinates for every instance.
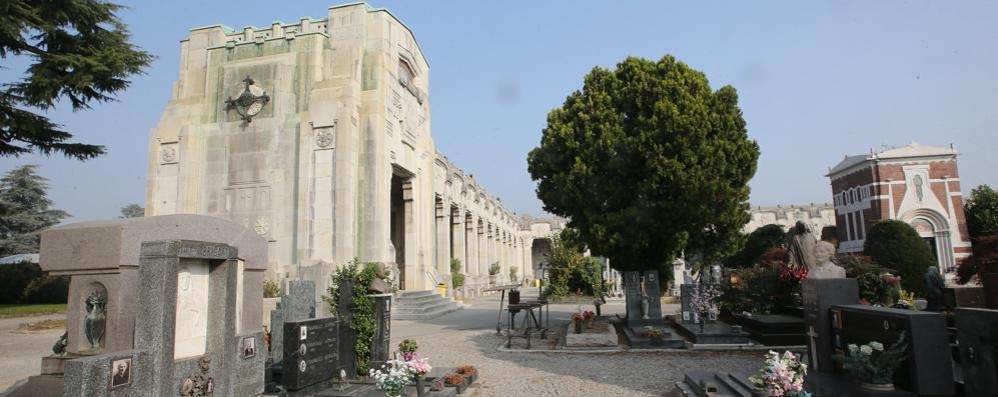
[2,1,997,222]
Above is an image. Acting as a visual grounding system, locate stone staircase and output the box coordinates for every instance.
[392,290,463,320]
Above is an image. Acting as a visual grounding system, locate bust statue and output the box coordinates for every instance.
[368,263,392,294]
[806,241,846,279]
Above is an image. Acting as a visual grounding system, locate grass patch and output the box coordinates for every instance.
[0,304,67,318]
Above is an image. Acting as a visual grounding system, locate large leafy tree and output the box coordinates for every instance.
[1,0,152,160]
[965,184,998,239]
[119,203,143,218]
[527,55,760,272]
[0,165,68,256]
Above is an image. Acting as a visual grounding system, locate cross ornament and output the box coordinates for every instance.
[806,325,820,371]
[224,76,270,123]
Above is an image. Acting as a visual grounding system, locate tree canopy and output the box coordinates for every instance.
[863,220,935,297]
[965,184,998,239]
[724,224,786,268]
[0,164,68,256]
[119,203,143,218]
[527,55,759,271]
[1,0,152,160]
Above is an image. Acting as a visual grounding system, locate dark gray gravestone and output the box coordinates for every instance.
[623,271,642,324]
[337,279,357,378]
[283,317,339,391]
[680,284,696,323]
[832,305,953,396]
[801,278,857,373]
[369,294,392,370]
[956,308,998,397]
[270,280,316,363]
[943,287,985,311]
[642,270,663,323]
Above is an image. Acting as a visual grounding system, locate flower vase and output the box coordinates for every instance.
[860,382,895,392]
[416,375,426,397]
[574,320,582,334]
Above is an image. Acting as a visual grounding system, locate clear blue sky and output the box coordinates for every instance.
[2,1,997,222]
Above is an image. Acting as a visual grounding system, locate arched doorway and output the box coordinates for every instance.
[901,209,954,273]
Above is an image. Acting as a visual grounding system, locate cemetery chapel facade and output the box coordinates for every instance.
[826,142,972,275]
[145,3,534,294]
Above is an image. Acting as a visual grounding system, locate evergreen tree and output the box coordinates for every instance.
[527,55,760,272]
[1,0,153,160]
[0,165,68,256]
[864,220,935,297]
[965,185,998,239]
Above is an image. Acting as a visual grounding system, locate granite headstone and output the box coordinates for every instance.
[369,294,392,370]
[624,271,642,324]
[283,317,340,391]
[642,270,663,323]
[956,308,998,397]
[270,280,316,364]
[801,278,858,373]
[680,284,696,323]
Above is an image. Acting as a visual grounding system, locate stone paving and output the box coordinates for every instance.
[391,289,765,396]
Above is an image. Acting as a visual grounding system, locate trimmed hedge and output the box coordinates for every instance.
[864,220,936,297]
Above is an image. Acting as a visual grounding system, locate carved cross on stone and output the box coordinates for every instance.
[224,75,270,123]
[806,325,820,372]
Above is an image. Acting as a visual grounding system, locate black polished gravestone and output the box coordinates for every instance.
[624,270,664,327]
[337,279,358,379]
[680,284,696,323]
[369,294,392,371]
[801,278,858,373]
[283,317,340,391]
[831,305,953,396]
[956,308,998,397]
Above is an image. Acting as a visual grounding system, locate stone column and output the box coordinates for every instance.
[434,198,451,294]
[465,215,479,297]
[478,222,488,290]
[403,180,417,290]
[451,207,466,276]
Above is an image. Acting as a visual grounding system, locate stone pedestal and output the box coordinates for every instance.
[801,278,858,373]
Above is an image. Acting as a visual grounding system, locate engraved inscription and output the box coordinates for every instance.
[177,244,230,259]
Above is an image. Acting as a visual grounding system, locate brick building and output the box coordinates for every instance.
[826,142,971,275]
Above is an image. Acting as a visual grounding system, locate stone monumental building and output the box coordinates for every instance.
[743,204,836,235]
[826,142,971,275]
[145,3,534,297]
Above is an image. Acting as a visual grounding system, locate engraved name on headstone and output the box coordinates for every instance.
[283,317,339,391]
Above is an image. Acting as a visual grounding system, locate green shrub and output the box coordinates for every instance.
[864,220,936,297]
[450,258,462,274]
[724,224,786,268]
[718,265,795,314]
[0,262,43,304]
[509,266,518,282]
[20,276,69,304]
[452,272,465,289]
[322,259,377,375]
[488,262,501,276]
[263,279,281,298]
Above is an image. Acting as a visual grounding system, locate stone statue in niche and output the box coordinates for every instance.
[806,241,846,279]
[925,267,946,311]
[179,357,213,396]
[913,174,924,202]
[84,290,106,350]
[368,263,392,294]
[787,221,817,272]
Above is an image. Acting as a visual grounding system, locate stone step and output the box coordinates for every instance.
[395,300,457,314]
[397,290,437,299]
[394,293,443,305]
[393,304,463,321]
[395,295,453,307]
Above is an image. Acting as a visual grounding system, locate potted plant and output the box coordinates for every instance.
[404,356,431,397]
[582,310,596,328]
[443,373,468,394]
[509,266,518,283]
[488,262,501,286]
[455,365,478,384]
[748,350,809,397]
[398,338,418,361]
[642,327,664,346]
[842,332,907,391]
[370,358,413,397]
[570,311,584,334]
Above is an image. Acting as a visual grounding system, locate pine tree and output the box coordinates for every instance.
[0,165,68,256]
[0,0,153,160]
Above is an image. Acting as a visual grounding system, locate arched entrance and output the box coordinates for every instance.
[901,209,954,273]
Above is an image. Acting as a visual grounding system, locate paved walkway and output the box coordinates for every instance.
[0,313,65,391]
[391,288,763,396]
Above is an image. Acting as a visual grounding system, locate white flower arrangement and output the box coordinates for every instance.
[370,358,413,397]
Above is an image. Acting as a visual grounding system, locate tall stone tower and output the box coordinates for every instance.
[146,4,436,290]
[826,142,971,276]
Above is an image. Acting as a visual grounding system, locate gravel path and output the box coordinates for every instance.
[392,290,765,396]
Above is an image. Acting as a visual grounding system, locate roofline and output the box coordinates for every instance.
[331,2,430,69]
